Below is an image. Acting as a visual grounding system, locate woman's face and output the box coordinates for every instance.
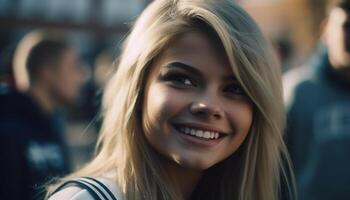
[142,31,253,170]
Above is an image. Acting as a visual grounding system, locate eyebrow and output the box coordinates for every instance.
[224,75,238,82]
[164,61,237,81]
[164,62,203,76]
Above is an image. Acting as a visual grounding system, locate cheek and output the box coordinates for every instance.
[142,84,184,135]
[63,71,83,94]
[58,76,75,95]
[328,24,345,49]
[226,102,254,147]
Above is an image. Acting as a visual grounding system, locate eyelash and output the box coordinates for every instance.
[162,73,196,87]
[161,72,246,96]
[223,84,246,96]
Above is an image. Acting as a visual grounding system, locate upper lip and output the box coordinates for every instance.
[172,122,229,135]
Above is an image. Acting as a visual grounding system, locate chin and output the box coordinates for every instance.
[173,156,217,170]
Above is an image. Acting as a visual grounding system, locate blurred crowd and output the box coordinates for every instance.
[0,0,349,199]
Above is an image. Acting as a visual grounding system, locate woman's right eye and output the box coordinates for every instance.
[162,73,196,87]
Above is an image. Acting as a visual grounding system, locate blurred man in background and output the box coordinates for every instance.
[284,0,350,199]
[0,32,86,200]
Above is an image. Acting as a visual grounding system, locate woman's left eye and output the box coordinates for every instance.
[223,84,246,96]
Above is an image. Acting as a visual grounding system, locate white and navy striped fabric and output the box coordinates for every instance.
[52,177,117,200]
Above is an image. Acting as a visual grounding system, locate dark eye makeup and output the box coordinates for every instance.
[158,65,248,98]
[223,83,246,96]
[158,70,197,87]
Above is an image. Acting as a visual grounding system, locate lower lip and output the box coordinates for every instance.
[173,127,225,147]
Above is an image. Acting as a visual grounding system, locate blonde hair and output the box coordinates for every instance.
[48,0,295,199]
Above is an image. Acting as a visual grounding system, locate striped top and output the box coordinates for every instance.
[49,177,123,200]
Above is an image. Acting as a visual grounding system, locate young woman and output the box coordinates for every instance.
[48,0,295,199]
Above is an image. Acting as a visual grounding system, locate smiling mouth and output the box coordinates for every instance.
[174,124,226,140]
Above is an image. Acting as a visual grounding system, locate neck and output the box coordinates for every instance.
[329,58,350,84]
[28,84,56,114]
[330,65,350,85]
[162,159,203,199]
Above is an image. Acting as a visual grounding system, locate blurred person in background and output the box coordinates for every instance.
[94,50,115,90]
[284,0,350,199]
[0,32,86,200]
[93,50,116,129]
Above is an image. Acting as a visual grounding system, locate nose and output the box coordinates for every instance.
[189,92,224,119]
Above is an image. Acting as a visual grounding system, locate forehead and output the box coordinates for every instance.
[154,31,232,74]
[167,31,219,52]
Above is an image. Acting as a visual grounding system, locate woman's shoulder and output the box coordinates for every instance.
[49,186,93,200]
[48,176,123,200]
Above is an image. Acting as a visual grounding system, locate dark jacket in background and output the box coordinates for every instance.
[283,47,350,200]
[0,90,70,200]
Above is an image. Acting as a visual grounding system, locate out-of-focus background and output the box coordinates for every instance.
[0,0,332,182]
[2,0,349,200]
[0,0,152,170]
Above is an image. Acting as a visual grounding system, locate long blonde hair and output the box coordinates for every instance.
[49,0,295,199]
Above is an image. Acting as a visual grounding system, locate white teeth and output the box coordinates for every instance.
[215,133,219,139]
[190,129,196,136]
[195,130,203,137]
[204,131,210,139]
[178,126,221,140]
